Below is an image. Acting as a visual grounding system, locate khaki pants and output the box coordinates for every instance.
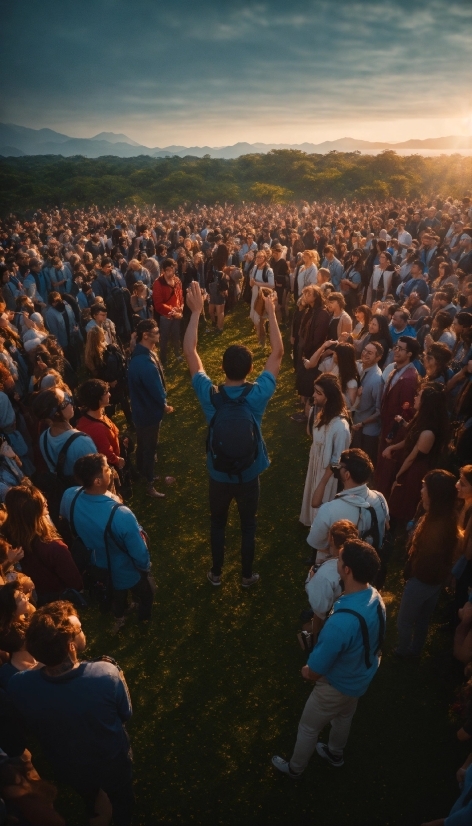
[290,679,358,773]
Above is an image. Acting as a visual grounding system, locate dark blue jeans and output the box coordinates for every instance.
[209,475,260,578]
[69,750,134,826]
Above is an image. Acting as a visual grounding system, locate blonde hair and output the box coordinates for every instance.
[303,249,320,266]
[85,324,106,373]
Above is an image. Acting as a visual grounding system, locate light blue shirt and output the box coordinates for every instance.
[308,586,386,697]
[39,428,97,478]
[192,370,276,483]
[60,487,150,590]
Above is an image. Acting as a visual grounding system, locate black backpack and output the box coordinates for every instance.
[357,505,381,551]
[37,430,85,526]
[206,383,260,481]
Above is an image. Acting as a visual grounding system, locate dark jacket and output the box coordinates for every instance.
[128,343,167,427]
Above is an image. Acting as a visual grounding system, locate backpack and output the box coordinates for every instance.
[36,430,85,526]
[206,383,259,481]
[357,504,381,551]
[105,286,132,342]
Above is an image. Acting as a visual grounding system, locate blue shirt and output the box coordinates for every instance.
[402,278,429,301]
[8,660,132,775]
[60,487,150,589]
[445,763,472,826]
[192,370,276,483]
[308,587,386,697]
[39,428,97,477]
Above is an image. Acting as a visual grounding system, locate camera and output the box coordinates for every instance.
[330,463,342,480]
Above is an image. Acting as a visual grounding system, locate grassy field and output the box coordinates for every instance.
[50,304,467,825]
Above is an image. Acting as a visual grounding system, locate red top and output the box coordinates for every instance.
[76,414,121,467]
[21,538,83,596]
[152,274,184,317]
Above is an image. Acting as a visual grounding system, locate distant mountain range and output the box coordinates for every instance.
[1,122,472,160]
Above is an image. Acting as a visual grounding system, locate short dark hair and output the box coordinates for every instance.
[74,453,106,488]
[0,619,28,654]
[456,311,472,328]
[398,335,420,361]
[90,303,107,318]
[340,539,380,584]
[101,256,113,268]
[222,345,253,380]
[77,378,108,411]
[412,260,425,273]
[136,318,158,342]
[340,448,373,485]
[26,602,78,666]
[162,257,175,271]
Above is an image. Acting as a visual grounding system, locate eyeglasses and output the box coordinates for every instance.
[58,394,73,409]
[393,344,407,352]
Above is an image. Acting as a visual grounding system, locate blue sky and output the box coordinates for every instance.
[2,0,472,146]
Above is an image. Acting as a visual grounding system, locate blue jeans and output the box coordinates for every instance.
[396,577,442,656]
[209,475,259,578]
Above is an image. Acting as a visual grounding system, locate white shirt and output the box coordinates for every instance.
[305,558,342,619]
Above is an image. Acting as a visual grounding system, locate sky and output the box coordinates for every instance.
[2,0,472,147]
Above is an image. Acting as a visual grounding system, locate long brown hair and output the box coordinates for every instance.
[409,470,460,559]
[85,324,106,373]
[314,373,348,428]
[3,486,60,553]
[403,381,449,458]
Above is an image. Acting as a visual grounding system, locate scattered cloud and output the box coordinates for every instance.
[1,0,471,145]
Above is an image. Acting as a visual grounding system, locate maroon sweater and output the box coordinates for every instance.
[21,538,83,596]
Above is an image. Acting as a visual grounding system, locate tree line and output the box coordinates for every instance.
[1,150,471,215]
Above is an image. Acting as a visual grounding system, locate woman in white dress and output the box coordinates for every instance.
[249,249,275,345]
[300,373,351,527]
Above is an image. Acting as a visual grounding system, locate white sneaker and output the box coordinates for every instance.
[271,756,303,779]
[242,573,260,588]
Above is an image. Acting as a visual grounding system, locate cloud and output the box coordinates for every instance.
[1,0,471,145]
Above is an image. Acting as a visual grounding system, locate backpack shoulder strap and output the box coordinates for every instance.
[334,608,371,668]
[69,486,85,538]
[56,431,86,478]
[41,429,54,467]
[376,601,385,655]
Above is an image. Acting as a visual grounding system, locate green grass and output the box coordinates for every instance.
[50,304,466,825]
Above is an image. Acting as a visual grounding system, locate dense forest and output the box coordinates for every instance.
[1,150,471,215]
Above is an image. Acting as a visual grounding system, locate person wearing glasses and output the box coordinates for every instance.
[34,387,97,484]
[374,336,420,497]
[351,341,384,465]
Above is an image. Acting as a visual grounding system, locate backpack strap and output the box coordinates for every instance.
[334,608,372,668]
[103,503,121,588]
[210,382,254,411]
[55,432,85,480]
[327,598,385,667]
[69,486,85,538]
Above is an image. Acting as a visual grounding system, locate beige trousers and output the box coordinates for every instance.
[290,678,358,773]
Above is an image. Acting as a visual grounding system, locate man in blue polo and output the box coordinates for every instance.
[183,281,283,588]
[272,539,386,777]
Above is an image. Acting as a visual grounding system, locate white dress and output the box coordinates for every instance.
[249,266,275,325]
[300,415,351,527]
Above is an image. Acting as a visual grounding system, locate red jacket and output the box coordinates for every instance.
[152,275,184,318]
[76,414,121,467]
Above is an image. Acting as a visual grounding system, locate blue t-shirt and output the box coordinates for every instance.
[60,487,150,590]
[192,370,276,483]
[8,660,132,776]
[308,587,386,698]
[39,428,97,478]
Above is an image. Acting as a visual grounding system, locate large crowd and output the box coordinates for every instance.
[0,194,471,824]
